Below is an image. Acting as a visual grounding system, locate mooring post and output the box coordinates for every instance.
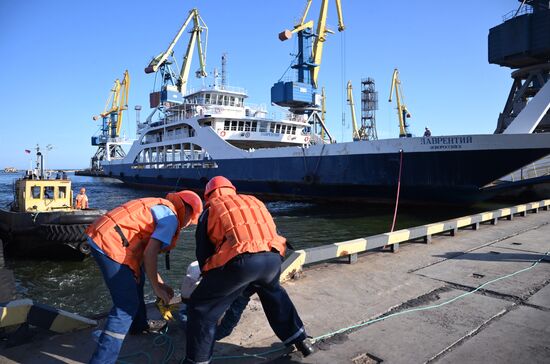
[450,227,458,236]
[424,234,432,244]
[348,253,358,264]
[507,214,514,221]
[391,243,399,253]
[472,222,480,230]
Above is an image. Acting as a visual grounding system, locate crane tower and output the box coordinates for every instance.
[361,77,378,140]
[490,0,550,134]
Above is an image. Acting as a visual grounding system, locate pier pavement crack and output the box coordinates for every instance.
[423,306,513,364]
[407,221,549,274]
[417,277,550,310]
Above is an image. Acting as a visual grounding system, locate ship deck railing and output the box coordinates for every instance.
[280,199,550,282]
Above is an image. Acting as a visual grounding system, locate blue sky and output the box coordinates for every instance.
[0,0,521,169]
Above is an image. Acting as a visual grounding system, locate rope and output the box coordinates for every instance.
[313,250,550,342]
[390,149,404,232]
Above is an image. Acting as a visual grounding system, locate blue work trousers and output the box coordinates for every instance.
[89,248,147,364]
[184,252,306,364]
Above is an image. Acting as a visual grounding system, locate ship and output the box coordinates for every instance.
[0,146,105,259]
[100,84,550,205]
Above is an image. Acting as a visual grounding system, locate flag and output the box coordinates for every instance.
[25,149,31,154]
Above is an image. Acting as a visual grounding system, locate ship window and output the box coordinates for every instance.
[275,124,281,134]
[217,95,223,105]
[270,123,275,133]
[224,120,230,130]
[31,186,41,199]
[44,186,54,199]
[281,125,287,134]
[231,120,237,131]
[244,121,251,131]
[58,186,66,199]
[238,121,245,131]
[292,126,296,135]
[230,97,235,106]
[252,121,257,131]
[205,94,211,104]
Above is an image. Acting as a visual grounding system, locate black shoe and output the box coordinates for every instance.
[295,338,314,357]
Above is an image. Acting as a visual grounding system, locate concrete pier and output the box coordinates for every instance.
[1,207,549,363]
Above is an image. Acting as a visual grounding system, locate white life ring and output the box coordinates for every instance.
[304,136,310,143]
[245,132,250,138]
[220,130,226,137]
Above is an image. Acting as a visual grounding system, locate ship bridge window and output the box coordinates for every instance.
[230,120,237,131]
[205,94,211,104]
[275,124,281,134]
[58,186,66,198]
[270,123,275,133]
[44,186,54,199]
[224,120,230,131]
[292,126,296,135]
[281,125,287,134]
[31,186,41,199]
[238,121,245,131]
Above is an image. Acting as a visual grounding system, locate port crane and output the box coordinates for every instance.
[271,0,345,144]
[347,81,367,141]
[145,8,208,107]
[90,70,131,172]
[389,68,412,138]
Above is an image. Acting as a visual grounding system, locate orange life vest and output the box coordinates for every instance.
[202,194,286,272]
[86,198,182,277]
[75,193,88,209]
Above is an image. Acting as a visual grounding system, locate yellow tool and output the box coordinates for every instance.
[155,297,180,321]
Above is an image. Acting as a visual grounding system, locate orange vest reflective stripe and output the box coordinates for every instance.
[86,198,182,277]
[202,194,286,272]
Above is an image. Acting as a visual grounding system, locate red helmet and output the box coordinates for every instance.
[166,190,203,226]
[204,176,236,199]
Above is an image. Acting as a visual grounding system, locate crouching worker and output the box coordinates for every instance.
[184,176,313,364]
[86,191,203,364]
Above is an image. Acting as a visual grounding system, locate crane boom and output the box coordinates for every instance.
[389,68,411,138]
[145,8,207,96]
[277,0,345,89]
[347,81,360,140]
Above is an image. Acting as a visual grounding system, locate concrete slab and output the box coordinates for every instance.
[492,223,550,254]
[437,306,550,364]
[527,283,550,309]
[297,288,511,364]
[415,246,550,299]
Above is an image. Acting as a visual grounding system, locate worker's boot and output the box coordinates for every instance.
[295,338,314,357]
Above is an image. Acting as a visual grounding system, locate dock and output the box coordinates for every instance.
[1,202,549,363]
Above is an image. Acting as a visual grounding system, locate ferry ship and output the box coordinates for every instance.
[101,84,550,204]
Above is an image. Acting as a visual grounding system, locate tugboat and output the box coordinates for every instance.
[0,146,105,260]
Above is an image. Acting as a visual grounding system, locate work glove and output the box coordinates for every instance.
[155,297,178,321]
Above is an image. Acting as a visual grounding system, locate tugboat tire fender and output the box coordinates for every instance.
[55,214,98,225]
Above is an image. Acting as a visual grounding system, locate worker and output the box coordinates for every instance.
[75,187,89,209]
[424,127,432,137]
[184,176,313,363]
[85,191,203,364]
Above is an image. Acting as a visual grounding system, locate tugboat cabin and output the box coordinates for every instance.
[13,176,73,212]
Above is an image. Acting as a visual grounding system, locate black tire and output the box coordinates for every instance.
[41,224,88,243]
